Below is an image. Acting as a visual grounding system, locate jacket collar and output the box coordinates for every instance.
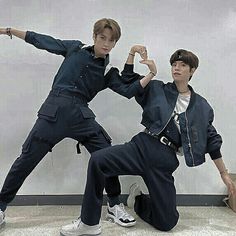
[166,82,196,110]
[187,85,196,110]
[83,45,109,67]
[164,82,179,108]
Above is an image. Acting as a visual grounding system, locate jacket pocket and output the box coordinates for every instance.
[37,103,59,122]
[80,106,96,119]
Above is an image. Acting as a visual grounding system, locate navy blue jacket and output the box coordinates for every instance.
[134,79,222,167]
[25,31,143,102]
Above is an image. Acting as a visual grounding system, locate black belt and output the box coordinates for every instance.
[144,129,178,152]
[49,89,88,104]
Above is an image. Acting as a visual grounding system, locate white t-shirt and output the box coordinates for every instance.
[172,93,190,155]
[173,93,190,131]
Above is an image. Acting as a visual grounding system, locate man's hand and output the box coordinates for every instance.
[221,173,236,197]
[140,59,157,76]
[139,59,157,88]
[130,45,148,60]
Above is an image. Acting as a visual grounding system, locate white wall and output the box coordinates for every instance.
[0,0,235,196]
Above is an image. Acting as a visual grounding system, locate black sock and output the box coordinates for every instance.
[108,196,120,207]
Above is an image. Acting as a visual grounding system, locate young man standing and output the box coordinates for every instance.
[0,18,155,228]
[60,49,236,235]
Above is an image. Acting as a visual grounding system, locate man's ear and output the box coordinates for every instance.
[93,33,96,42]
[190,68,196,75]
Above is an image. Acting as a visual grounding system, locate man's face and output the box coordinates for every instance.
[171,60,195,82]
[93,28,116,58]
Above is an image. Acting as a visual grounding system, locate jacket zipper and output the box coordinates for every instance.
[185,111,195,166]
[156,107,175,135]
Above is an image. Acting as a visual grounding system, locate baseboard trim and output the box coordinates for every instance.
[9,194,227,207]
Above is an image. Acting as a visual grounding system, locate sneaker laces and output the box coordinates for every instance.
[72,217,82,228]
[116,203,132,219]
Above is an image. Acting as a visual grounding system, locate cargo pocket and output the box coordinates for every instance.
[80,106,96,119]
[37,103,59,122]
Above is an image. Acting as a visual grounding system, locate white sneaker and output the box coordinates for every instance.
[127,183,142,209]
[0,210,5,227]
[106,203,136,227]
[60,218,101,236]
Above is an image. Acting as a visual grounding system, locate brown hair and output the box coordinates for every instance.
[170,49,199,70]
[93,18,121,42]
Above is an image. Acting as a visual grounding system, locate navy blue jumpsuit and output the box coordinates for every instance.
[0,31,143,211]
[80,80,222,231]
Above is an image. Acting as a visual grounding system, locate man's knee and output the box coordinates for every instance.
[152,213,179,232]
[90,150,105,167]
[90,148,114,175]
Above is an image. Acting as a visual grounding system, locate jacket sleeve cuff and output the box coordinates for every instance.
[25,31,34,43]
[123,64,134,73]
[209,149,222,160]
[134,78,145,94]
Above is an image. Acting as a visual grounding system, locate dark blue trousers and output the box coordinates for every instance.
[0,92,120,210]
[81,132,179,231]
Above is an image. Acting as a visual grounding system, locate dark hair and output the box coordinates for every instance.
[170,49,199,69]
[93,18,121,42]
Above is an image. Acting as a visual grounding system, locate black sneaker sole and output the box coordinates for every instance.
[106,213,136,227]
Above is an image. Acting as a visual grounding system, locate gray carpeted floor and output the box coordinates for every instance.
[0,205,236,236]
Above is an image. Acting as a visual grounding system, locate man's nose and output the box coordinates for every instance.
[174,65,180,70]
[104,40,109,46]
